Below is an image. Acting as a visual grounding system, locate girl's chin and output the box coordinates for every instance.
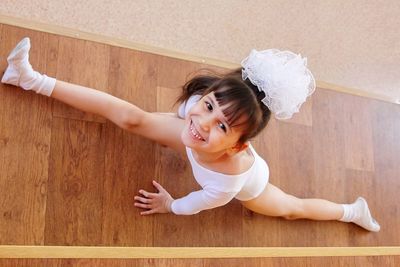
[181,132,201,148]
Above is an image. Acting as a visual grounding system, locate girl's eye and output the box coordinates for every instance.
[218,122,227,132]
[205,102,213,111]
[205,101,227,132]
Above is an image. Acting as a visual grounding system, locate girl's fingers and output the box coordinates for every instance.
[134,196,152,204]
[134,202,151,209]
[140,209,156,216]
[152,180,165,192]
[138,190,157,198]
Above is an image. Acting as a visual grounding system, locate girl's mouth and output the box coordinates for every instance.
[190,120,205,141]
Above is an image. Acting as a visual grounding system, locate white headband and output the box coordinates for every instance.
[241,49,316,120]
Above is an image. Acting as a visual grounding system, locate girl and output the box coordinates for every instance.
[2,37,380,232]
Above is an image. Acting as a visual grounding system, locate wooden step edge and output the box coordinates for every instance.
[0,245,399,259]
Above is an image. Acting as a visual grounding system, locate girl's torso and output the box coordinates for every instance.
[186,144,269,201]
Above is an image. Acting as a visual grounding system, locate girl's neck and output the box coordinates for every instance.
[191,148,231,164]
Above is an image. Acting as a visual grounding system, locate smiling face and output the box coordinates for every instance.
[180,92,247,154]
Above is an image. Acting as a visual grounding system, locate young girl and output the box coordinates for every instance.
[2,37,380,232]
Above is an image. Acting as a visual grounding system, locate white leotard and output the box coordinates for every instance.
[171,95,269,215]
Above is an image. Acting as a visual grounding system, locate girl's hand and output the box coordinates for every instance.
[134,180,174,215]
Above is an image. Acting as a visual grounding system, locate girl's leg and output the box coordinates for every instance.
[241,183,380,232]
[241,183,343,220]
[2,37,186,154]
[1,38,142,129]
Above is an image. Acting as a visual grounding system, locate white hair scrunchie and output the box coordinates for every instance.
[241,49,316,120]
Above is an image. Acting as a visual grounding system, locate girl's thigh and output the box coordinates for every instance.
[241,183,300,217]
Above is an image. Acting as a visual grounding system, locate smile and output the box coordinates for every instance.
[190,120,205,141]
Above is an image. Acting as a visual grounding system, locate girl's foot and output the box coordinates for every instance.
[341,197,380,232]
[1,37,56,96]
[2,37,32,87]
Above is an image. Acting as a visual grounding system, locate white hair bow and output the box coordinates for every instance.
[241,49,316,120]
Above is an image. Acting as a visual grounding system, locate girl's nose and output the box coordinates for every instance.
[198,114,212,132]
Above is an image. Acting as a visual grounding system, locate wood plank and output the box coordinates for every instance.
[204,256,400,267]
[157,55,226,91]
[153,65,203,246]
[53,36,110,123]
[0,245,399,258]
[44,118,105,245]
[101,123,155,246]
[370,100,400,245]
[343,95,375,171]
[156,86,181,113]
[0,26,55,245]
[309,88,351,246]
[152,143,203,246]
[101,47,159,246]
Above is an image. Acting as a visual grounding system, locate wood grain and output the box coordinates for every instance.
[0,26,55,245]
[101,47,159,246]
[343,95,375,171]
[45,118,105,245]
[0,24,399,251]
[370,100,400,246]
[153,65,202,247]
[53,36,110,123]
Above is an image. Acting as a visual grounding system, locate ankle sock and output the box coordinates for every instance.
[1,37,56,96]
[340,197,380,232]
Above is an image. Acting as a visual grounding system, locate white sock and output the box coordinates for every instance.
[1,37,56,96]
[339,197,380,232]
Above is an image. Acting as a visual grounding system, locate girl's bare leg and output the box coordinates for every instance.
[241,183,380,232]
[241,183,343,220]
[2,37,186,153]
[1,38,144,129]
[51,80,144,129]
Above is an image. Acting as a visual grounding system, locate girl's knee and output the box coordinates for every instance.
[282,198,305,220]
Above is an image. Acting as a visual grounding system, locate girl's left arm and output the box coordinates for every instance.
[134,182,235,215]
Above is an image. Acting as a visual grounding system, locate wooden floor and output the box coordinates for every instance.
[0,23,399,253]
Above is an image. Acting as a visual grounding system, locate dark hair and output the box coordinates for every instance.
[176,68,271,144]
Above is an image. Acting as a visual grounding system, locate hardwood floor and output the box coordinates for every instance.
[0,24,399,252]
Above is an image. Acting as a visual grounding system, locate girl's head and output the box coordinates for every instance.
[178,68,271,152]
[177,49,315,154]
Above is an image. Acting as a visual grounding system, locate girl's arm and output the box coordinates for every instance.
[135,181,235,215]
